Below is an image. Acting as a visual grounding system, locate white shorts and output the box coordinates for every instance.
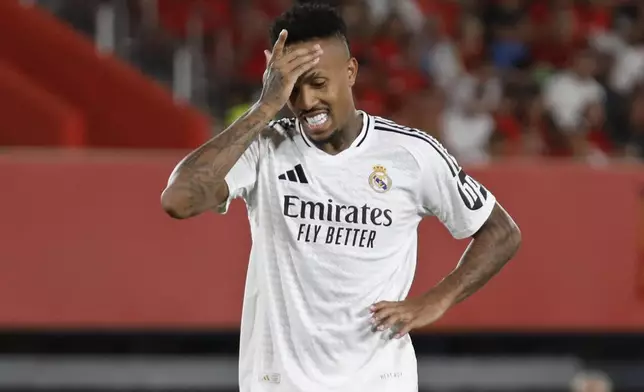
[244,376,417,392]
[242,341,418,392]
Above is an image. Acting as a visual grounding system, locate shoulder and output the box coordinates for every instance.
[258,117,299,149]
[371,116,460,176]
[372,116,429,146]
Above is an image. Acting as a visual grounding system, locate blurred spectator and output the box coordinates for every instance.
[364,0,424,34]
[491,94,523,158]
[441,104,494,165]
[449,62,502,114]
[419,18,462,90]
[441,63,499,165]
[542,50,606,158]
[485,0,530,71]
[457,13,485,72]
[606,19,644,96]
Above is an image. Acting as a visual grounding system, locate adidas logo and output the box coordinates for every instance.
[259,373,281,384]
[278,164,309,184]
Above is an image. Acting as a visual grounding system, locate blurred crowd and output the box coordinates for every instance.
[43,0,644,165]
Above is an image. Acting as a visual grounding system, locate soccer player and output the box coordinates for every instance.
[161,3,521,391]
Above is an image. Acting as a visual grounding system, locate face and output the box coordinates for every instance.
[285,38,358,143]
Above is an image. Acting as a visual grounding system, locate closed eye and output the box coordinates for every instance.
[310,80,327,89]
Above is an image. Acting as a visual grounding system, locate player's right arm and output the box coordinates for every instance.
[161,30,322,219]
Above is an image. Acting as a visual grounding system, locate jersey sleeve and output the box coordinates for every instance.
[414,137,496,239]
[216,136,261,214]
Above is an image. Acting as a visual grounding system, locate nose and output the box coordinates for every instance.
[291,85,318,112]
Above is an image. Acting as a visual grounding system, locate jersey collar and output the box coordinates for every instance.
[296,110,373,155]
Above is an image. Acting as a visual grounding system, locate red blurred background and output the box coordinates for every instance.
[2,153,644,331]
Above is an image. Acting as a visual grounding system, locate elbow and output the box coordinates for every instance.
[160,187,193,219]
[505,221,522,258]
[479,203,522,257]
[160,182,227,219]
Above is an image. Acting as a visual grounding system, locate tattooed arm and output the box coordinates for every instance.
[161,30,323,219]
[432,202,521,305]
[161,104,277,219]
[370,202,520,338]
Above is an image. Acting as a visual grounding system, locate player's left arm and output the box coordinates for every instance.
[371,140,521,337]
[434,201,520,305]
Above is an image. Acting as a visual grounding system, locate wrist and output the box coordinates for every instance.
[256,99,283,119]
[423,278,460,309]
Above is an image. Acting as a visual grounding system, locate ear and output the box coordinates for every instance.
[347,57,359,87]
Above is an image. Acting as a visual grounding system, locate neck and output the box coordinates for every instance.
[314,110,362,155]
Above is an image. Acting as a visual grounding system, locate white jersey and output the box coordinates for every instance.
[219,111,495,392]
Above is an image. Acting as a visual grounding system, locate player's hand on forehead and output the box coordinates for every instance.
[263,30,322,87]
[264,30,322,65]
[260,29,323,112]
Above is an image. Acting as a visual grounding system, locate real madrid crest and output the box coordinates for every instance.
[368,165,392,193]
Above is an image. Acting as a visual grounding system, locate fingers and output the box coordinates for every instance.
[370,301,394,312]
[274,45,322,80]
[265,43,322,84]
[394,322,416,339]
[370,301,415,339]
[270,29,288,60]
[370,306,400,331]
[282,44,323,64]
[289,54,321,77]
[259,33,322,107]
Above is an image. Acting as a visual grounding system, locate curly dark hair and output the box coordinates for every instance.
[269,2,349,49]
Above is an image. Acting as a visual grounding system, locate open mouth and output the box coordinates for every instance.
[302,111,330,131]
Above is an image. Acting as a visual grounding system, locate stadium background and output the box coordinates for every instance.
[1,0,643,391]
